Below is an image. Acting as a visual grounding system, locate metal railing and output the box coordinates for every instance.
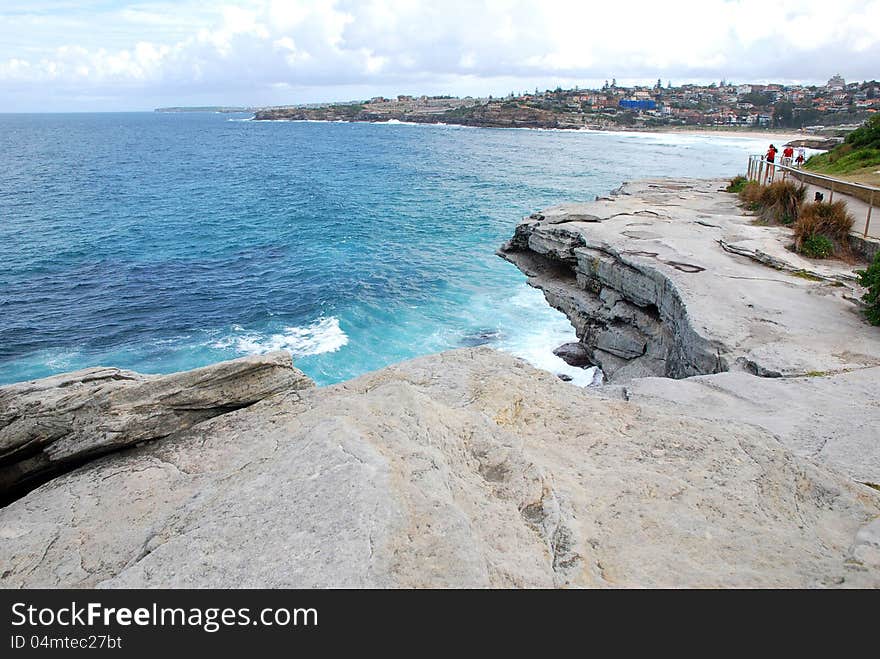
[746,154,877,239]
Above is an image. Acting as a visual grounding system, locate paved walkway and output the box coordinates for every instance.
[767,169,879,239]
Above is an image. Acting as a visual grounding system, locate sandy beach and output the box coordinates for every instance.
[668,127,805,141]
[626,126,807,143]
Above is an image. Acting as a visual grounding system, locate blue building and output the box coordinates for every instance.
[619,99,657,111]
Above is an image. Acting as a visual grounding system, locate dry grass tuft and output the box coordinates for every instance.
[739,180,806,225]
[793,200,854,258]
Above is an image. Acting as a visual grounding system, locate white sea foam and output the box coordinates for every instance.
[213,317,348,357]
[498,284,601,387]
[269,119,351,124]
[43,349,83,370]
[372,119,422,126]
[505,329,601,387]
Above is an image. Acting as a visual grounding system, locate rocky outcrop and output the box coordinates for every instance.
[0,352,312,503]
[500,178,880,382]
[253,102,584,130]
[553,342,591,367]
[1,347,878,588]
[785,137,841,150]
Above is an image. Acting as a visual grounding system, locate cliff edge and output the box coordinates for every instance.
[499,177,880,484]
[499,177,880,382]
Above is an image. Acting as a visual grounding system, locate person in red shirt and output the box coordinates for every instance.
[781,145,794,167]
[765,144,777,183]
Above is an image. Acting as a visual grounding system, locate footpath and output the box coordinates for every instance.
[764,165,878,240]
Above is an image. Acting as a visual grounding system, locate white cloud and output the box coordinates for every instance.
[1,0,878,110]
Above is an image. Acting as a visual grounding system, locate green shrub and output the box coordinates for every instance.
[856,251,880,325]
[846,114,880,150]
[726,175,748,193]
[828,143,853,164]
[808,147,880,174]
[799,234,834,258]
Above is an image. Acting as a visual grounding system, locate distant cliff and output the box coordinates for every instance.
[253,99,586,130]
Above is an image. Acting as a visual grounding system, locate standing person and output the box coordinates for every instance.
[781,144,794,167]
[765,144,777,183]
[795,146,805,168]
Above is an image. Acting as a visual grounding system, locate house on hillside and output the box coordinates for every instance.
[827,74,846,91]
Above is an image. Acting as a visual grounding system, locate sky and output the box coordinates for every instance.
[1,0,879,111]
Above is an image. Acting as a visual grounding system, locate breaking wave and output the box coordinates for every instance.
[212,317,349,357]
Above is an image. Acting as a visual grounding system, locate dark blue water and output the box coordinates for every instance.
[0,113,765,385]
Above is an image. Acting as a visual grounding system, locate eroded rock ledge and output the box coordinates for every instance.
[0,352,312,503]
[499,178,880,382]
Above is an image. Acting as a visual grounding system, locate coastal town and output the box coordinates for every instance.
[239,75,878,134]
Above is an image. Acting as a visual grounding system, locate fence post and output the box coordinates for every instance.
[757,160,764,185]
[867,191,875,239]
[829,181,834,203]
[747,158,752,180]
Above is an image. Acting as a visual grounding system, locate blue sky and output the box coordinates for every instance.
[2,0,879,111]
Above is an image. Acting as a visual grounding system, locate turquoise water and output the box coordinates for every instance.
[0,113,768,386]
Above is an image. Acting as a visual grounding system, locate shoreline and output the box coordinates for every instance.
[626,126,805,141]
[250,115,806,143]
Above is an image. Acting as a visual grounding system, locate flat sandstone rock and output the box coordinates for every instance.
[1,348,877,588]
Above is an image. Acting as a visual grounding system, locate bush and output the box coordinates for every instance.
[738,180,763,210]
[846,114,880,151]
[739,180,806,224]
[765,181,807,224]
[726,175,748,193]
[808,146,880,175]
[799,234,834,258]
[856,251,880,325]
[793,200,854,256]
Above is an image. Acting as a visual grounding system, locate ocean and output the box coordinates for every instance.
[0,112,772,386]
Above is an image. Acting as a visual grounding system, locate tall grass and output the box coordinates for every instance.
[792,200,854,257]
[738,180,764,210]
[739,180,806,225]
[806,145,880,175]
[739,181,856,259]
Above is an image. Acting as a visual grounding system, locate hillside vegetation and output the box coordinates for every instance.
[805,114,880,186]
